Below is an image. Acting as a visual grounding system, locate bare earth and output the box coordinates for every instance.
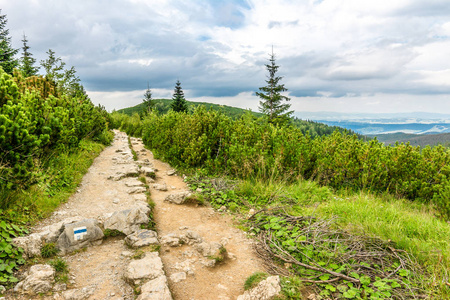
[10,130,264,300]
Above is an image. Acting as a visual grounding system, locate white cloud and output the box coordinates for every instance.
[2,0,450,114]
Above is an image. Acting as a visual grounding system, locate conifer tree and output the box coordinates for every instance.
[171,80,188,113]
[41,49,83,97]
[19,34,38,77]
[0,10,19,74]
[256,49,293,126]
[142,82,154,115]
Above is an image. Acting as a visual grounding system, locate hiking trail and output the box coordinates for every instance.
[7,130,267,300]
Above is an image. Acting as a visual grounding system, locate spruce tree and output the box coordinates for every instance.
[256,49,293,126]
[19,34,38,77]
[0,10,19,74]
[142,83,154,115]
[170,80,188,113]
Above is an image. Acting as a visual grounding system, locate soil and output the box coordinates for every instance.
[8,131,264,300]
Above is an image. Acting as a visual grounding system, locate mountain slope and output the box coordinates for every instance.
[117,99,363,138]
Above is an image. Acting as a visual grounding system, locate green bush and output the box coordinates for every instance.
[114,106,450,217]
[0,68,110,207]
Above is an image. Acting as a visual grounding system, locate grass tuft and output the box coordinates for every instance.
[244,272,269,290]
[41,243,59,258]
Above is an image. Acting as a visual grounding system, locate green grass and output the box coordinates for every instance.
[202,177,450,298]
[0,139,105,286]
[244,272,269,290]
[49,257,69,283]
[1,140,104,222]
[41,243,59,258]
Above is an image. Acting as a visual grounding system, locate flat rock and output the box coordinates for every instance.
[140,167,156,176]
[62,285,96,300]
[180,230,202,245]
[152,183,168,191]
[57,219,104,255]
[133,194,148,202]
[14,264,55,294]
[11,233,42,259]
[160,234,181,247]
[104,207,149,235]
[136,160,153,167]
[166,170,176,176]
[164,191,191,205]
[107,165,140,181]
[127,186,147,194]
[125,229,158,248]
[125,252,164,285]
[137,276,172,300]
[125,179,145,187]
[196,241,224,257]
[236,276,281,300]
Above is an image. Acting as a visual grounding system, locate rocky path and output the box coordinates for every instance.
[7,131,268,300]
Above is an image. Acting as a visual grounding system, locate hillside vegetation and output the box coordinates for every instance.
[0,68,112,285]
[117,99,363,138]
[112,108,450,299]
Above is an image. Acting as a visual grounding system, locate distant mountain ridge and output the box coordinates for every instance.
[368,132,450,147]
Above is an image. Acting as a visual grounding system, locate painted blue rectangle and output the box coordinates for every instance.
[74,228,87,234]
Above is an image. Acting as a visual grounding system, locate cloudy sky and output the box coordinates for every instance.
[2,0,450,115]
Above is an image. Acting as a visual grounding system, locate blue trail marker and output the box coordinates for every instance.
[74,226,87,241]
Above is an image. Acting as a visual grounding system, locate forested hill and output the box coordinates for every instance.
[117,99,363,138]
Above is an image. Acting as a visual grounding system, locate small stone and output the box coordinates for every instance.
[127,187,147,194]
[201,259,216,268]
[152,183,168,191]
[167,170,176,176]
[160,234,181,247]
[170,272,186,283]
[125,229,158,248]
[121,251,133,257]
[164,191,191,205]
[113,199,119,204]
[53,283,67,292]
[227,252,237,260]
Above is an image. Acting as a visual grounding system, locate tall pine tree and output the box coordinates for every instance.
[171,80,188,113]
[142,82,154,116]
[256,49,293,126]
[19,34,38,77]
[0,10,19,74]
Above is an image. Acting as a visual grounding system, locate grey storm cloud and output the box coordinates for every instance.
[1,0,450,113]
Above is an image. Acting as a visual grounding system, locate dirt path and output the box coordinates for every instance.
[133,139,264,300]
[9,131,264,300]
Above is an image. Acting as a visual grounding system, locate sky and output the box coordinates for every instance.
[2,0,450,116]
